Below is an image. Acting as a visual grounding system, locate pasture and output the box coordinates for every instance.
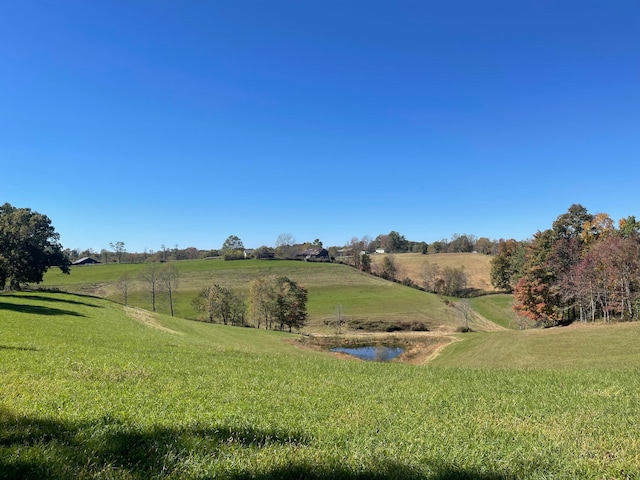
[1,291,640,479]
[371,252,496,294]
[42,259,490,333]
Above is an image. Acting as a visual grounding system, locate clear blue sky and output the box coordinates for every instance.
[2,1,639,253]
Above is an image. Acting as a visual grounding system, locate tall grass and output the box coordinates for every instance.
[2,292,640,478]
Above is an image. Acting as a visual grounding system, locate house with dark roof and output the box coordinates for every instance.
[299,247,330,262]
[71,257,101,266]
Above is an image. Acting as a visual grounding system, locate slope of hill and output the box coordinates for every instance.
[371,252,496,294]
[431,321,640,369]
[2,291,640,479]
[42,259,491,333]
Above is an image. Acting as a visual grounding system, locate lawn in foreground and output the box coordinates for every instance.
[1,292,639,479]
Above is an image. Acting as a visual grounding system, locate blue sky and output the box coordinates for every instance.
[2,1,639,253]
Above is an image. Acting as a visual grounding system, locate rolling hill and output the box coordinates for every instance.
[370,252,497,294]
[2,290,640,478]
[42,258,504,333]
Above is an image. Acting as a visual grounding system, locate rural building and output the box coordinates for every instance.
[299,247,330,262]
[375,249,385,254]
[71,257,101,266]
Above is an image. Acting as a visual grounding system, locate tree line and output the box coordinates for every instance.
[491,204,640,326]
[66,230,504,267]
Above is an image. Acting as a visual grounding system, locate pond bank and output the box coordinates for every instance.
[296,332,459,365]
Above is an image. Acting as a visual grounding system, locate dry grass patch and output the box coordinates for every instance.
[371,252,496,293]
[124,306,183,335]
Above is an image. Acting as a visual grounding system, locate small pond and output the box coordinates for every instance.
[331,346,404,362]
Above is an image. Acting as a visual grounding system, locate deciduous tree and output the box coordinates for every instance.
[249,276,276,329]
[490,239,526,292]
[110,241,126,263]
[274,276,308,332]
[116,272,134,306]
[160,263,180,316]
[192,283,244,325]
[0,203,69,290]
[222,235,244,252]
[139,262,162,312]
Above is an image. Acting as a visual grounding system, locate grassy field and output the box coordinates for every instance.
[2,291,640,479]
[42,259,490,333]
[371,253,496,294]
[468,294,520,329]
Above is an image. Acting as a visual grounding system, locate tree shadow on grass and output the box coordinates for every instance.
[0,409,525,480]
[1,292,103,308]
[0,302,87,317]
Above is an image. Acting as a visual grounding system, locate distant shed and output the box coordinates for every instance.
[71,257,101,266]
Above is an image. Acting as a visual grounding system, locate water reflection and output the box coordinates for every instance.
[331,346,404,362]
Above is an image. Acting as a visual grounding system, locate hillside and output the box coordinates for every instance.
[2,291,640,479]
[42,259,499,333]
[370,252,497,294]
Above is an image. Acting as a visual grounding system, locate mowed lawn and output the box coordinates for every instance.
[2,291,640,479]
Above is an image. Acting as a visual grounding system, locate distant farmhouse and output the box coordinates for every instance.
[71,257,101,266]
[299,247,330,262]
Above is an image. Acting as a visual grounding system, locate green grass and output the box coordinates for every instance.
[431,321,640,370]
[469,294,519,329]
[42,260,465,332]
[2,291,640,478]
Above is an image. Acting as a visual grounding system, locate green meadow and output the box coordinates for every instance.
[42,260,468,332]
[2,290,640,479]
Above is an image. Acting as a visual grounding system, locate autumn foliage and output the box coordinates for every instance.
[493,205,640,326]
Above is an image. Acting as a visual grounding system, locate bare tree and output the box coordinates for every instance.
[276,233,296,247]
[336,304,346,334]
[455,299,472,331]
[160,263,180,316]
[275,233,299,259]
[116,271,134,306]
[139,262,162,312]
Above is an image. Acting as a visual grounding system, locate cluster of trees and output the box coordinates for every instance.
[421,264,468,297]
[491,205,640,325]
[0,203,69,290]
[192,276,308,332]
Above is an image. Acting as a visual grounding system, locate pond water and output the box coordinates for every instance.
[331,346,404,362]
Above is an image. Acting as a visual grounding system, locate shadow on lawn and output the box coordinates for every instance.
[0,409,518,480]
[0,301,87,317]
[1,292,103,308]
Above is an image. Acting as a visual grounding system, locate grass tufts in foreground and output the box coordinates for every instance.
[2,291,640,479]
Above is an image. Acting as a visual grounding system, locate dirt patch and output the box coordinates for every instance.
[296,331,458,365]
[124,306,183,335]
